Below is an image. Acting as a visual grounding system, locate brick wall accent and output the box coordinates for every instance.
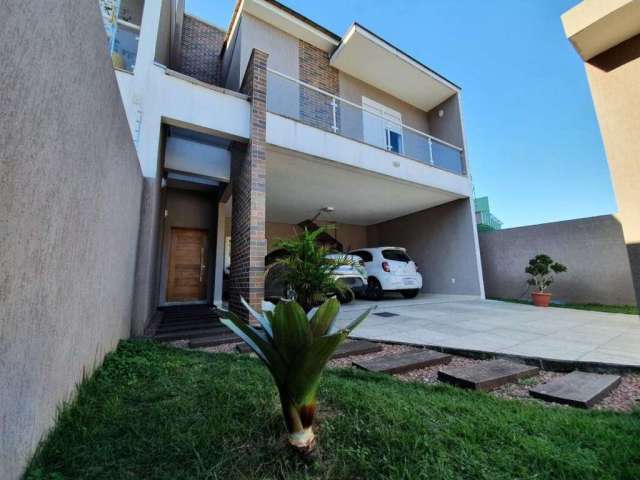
[298,40,340,131]
[229,49,269,319]
[179,15,225,85]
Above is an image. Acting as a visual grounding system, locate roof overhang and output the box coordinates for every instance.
[330,24,459,112]
[562,0,640,61]
[229,0,340,52]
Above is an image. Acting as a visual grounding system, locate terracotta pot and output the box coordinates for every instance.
[531,292,551,307]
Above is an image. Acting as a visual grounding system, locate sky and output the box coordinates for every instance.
[185,0,617,229]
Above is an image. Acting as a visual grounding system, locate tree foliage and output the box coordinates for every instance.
[525,254,567,293]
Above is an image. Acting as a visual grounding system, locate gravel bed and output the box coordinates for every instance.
[328,341,640,412]
[594,374,640,413]
[177,338,640,412]
[328,343,414,368]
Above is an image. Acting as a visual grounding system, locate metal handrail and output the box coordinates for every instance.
[267,68,463,152]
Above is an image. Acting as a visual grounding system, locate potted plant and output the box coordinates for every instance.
[525,254,567,307]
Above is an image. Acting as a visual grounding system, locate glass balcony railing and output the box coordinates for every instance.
[266,69,466,175]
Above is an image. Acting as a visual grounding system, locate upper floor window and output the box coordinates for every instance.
[99,0,145,72]
[362,97,404,155]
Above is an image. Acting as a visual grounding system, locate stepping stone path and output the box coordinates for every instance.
[438,359,539,391]
[354,349,452,374]
[529,371,621,408]
[235,340,382,358]
[332,340,383,359]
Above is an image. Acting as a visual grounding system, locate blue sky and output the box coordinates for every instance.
[185,0,616,228]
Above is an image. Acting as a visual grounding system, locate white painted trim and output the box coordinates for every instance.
[213,202,226,306]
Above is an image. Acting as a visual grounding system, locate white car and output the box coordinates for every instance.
[325,253,368,301]
[349,247,422,300]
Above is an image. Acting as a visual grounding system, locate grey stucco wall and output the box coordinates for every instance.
[367,198,483,295]
[479,215,637,305]
[131,176,162,335]
[0,2,143,478]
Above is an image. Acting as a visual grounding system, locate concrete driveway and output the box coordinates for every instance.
[336,294,640,368]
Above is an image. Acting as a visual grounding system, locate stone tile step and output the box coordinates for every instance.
[354,349,452,374]
[332,340,383,359]
[189,333,241,348]
[154,328,231,342]
[438,359,539,391]
[529,371,621,408]
[156,322,223,333]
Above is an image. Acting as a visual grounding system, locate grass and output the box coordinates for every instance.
[491,298,639,315]
[27,341,640,480]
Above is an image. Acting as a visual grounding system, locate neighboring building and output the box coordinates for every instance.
[474,196,502,232]
[562,0,640,305]
[101,0,485,326]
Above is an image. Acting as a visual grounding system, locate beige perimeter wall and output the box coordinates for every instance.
[0,2,143,478]
[479,215,637,305]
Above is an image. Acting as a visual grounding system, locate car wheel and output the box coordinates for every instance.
[366,278,384,301]
[401,289,419,299]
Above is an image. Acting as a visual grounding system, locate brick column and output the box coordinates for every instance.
[229,49,268,319]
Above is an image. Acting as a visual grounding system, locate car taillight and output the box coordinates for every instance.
[382,261,390,272]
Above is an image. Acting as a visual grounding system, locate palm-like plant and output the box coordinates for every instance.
[221,297,371,455]
[273,228,353,312]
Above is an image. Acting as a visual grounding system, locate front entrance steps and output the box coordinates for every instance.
[354,349,452,374]
[438,359,539,391]
[153,305,240,348]
[529,371,621,408]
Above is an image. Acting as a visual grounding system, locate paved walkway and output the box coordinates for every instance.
[337,294,640,368]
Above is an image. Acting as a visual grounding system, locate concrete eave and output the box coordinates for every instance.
[562,0,640,60]
[330,24,459,112]
[231,0,340,52]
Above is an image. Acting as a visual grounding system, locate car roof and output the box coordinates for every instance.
[350,247,407,252]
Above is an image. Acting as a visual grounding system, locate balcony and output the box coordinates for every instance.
[266,69,466,175]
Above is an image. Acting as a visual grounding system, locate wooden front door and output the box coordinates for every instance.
[167,228,208,302]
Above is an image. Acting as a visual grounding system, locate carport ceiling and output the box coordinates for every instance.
[266,148,461,226]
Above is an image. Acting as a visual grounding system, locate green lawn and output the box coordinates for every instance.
[491,298,639,315]
[27,341,640,480]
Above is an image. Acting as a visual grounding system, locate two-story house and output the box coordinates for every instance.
[101,0,485,330]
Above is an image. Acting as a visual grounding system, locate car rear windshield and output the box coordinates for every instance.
[382,249,411,262]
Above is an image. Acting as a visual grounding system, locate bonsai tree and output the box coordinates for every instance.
[273,228,354,312]
[525,254,567,293]
[221,297,371,456]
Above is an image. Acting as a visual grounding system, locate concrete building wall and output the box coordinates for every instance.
[583,35,640,305]
[232,13,299,90]
[367,199,483,296]
[0,1,143,478]
[158,188,218,305]
[339,71,431,134]
[155,0,173,66]
[478,215,637,305]
[427,94,464,149]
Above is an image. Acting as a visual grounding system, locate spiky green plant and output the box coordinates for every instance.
[273,228,354,311]
[221,297,371,455]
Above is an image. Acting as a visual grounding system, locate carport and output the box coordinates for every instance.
[261,145,485,298]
